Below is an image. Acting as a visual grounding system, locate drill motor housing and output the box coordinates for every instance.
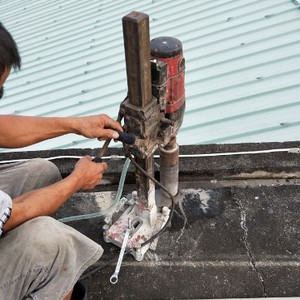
[121,36,185,158]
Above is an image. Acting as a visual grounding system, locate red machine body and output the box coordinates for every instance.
[150,37,185,114]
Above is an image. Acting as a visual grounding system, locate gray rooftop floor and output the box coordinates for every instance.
[2,142,300,299]
[57,182,300,299]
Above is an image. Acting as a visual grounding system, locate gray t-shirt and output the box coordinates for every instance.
[0,190,12,237]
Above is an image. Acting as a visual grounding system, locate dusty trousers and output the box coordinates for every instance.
[0,158,103,300]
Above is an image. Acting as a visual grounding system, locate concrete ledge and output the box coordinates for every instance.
[1,141,300,180]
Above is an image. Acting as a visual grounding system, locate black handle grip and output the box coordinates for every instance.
[117,131,136,145]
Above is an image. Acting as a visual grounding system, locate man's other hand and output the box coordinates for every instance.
[71,156,108,190]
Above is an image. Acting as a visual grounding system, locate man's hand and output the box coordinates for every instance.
[73,114,123,140]
[4,156,109,232]
[71,156,108,190]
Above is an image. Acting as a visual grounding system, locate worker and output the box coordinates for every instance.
[0,23,123,300]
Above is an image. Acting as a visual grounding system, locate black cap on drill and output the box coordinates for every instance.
[150,36,182,58]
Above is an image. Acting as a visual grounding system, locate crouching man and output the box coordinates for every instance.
[0,22,123,300]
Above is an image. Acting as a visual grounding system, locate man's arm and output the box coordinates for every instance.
[0,114,122,148]
[3,156,107,232]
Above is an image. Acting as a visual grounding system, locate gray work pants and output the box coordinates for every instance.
[0,159,103,300]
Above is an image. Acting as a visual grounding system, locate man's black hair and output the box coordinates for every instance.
[0,22,21,77]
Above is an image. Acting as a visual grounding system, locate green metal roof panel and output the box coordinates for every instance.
[0,0,300,151]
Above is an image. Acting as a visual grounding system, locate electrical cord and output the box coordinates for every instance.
[0,146,299,165]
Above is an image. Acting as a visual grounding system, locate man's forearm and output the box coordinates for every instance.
[0,115,76,148]
[3,173,81,232]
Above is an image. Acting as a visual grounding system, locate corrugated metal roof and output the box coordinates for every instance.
[0,0,300,151]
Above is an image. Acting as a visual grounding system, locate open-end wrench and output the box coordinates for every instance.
[110,228,130,284]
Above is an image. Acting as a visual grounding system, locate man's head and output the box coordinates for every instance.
[0,22,21,99]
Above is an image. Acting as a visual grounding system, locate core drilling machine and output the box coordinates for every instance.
[103,11,185,262]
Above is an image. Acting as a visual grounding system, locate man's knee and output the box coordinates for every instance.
[17,217,103,297]
[28,158,62,187]
[0,217,89,299]
[14,217,72,261]
[29,158,62,181]
[0,158,62,198]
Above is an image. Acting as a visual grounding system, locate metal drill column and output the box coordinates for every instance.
[122,12,155,207]
[122,11,152,107]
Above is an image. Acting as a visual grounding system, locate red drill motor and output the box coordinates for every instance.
[150,36,185,134]
[150,37,185,200]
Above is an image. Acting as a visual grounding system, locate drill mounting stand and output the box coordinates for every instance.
[103,11,185,261]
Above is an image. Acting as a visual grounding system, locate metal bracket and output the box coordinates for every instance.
[103,191,170,261]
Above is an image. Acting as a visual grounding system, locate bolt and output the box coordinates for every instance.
[132,191,138,201]
[102,224,110,236]
[162,206,170,216]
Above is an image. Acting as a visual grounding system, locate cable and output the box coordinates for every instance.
[178,147,300,157]
[0,146,299,164]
